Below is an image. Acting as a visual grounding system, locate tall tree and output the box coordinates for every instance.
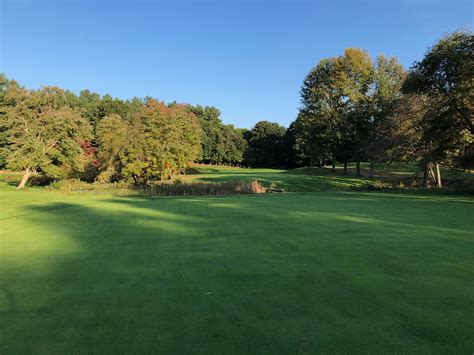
[96,101,201,185]
[283,122,298,168]
[76,91,143,137]
[367,55,405,176]
[245,121,286,167]
[96,114,130,182]
[377,94,425,166]
[403,30,474,187]
[77,90,102,131]
[190,105,247,166]
[1,86,91,188]
[0,73,19,168]
[299,57,343,169]
[298,49,374,174]
[221,124,247,165]
[336,48,374,176]
[191,105,226,164]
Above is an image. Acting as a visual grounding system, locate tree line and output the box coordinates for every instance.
[293,30,472,187]
[0,76,289,188]
[0,30,472,188]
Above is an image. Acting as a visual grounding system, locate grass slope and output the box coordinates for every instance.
[184,166,373,191]
[1,181,473,353]
[184,164,474,192]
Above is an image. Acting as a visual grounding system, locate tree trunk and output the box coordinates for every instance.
[369,159,374,178]
[435,162,442,188]
[331,154,336,172]
[422,161,429,188]
[428,163,437,184]
[356,155,361,176]
[17,168,33,189]
[343,160,347,175]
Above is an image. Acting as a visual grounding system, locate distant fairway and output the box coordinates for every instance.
[184,165,374,191]
[1,175,473,353]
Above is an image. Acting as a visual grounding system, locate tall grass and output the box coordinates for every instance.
[46,178,267,196]
[144,180,266,196]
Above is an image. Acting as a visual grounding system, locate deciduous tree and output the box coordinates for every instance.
[403,30,474,187]
[97,101,201,185]
[368,55,405,176]
[1,86,91,188]
[245,121,286,167]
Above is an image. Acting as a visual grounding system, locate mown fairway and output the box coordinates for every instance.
[184,164,474,191]
[1,181,473,353]
[184,165,373,191]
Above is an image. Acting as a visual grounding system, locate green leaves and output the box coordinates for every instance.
[96,101,201,184]
[298,48,380,166]
[2,85,92,185]
[245,121,287,167]
[190,105,247,165]
[403,30,474,168]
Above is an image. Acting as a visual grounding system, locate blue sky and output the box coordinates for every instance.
[1,0,472,128]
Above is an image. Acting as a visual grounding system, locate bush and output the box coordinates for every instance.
[144,180,266,196]
[0,171,23,184]
[250,180,267,194]
[365,181,393,190]
[95,167,117,184]
[47,179,91,192]
[47,179,130,193]
[28,174,54,186]
[45,179,266,196]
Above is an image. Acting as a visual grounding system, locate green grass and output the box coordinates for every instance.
[333,162,474,181]
[184,165,373,191]
[1,180,473,353]
[184,164,474,192]
[2,164,472,193]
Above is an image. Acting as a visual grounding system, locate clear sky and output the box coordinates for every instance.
[1,0,472,128]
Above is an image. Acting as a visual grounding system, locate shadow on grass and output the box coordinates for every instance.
[190,170,371,191]
[1,193,473,353]
[0,285,17,315]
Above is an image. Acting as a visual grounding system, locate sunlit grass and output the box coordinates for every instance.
[184,166,372,191]
[1,181,473,353]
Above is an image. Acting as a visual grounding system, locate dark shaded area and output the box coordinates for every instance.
[1,193,473,353]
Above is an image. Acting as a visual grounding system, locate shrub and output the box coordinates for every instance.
[250,180,267,194]
[365,181,393,190]
[267,181,285,192]
[45,179,266,196]
[47,179,130,193]
[47,179,92,192]
[144,180,266,196]
[0,171,23,184]
[28,174,54,186]
[95,167,116,184]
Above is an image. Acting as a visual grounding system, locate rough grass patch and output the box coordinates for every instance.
[45,179,266,196]
[144,180,266,196]
[47,178,130,193]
